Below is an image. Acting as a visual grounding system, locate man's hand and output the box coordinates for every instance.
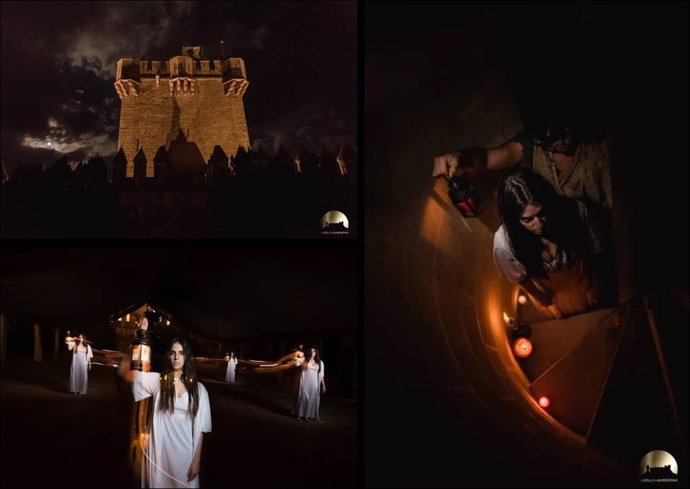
[432,152,461,179]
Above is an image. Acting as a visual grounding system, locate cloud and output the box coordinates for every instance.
[22,132,114,158]
[61,2,183,80]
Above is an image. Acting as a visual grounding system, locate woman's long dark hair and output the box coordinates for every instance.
[159,337,200,418]
[497,168,588,278]
[302,347,322,373]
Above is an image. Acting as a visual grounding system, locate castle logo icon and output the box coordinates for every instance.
[320,210,349,235]
[639,450,678,483]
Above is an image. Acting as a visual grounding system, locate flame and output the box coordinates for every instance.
[513,338,533,358]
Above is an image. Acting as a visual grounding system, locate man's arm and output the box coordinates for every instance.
[432,141,524,179]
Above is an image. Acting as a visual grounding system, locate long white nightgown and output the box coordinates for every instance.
[133,371,212,488]
[67,342,93,394]
[296,360,325,421]
[224,358,238,383]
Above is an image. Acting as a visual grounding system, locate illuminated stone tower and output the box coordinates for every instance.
[114,46,249,177]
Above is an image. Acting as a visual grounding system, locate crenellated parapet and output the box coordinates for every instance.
[115,58,141,97]
[222,58,249,96]
[114,47,248,99]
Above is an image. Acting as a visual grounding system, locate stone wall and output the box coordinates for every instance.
[117,77,249,176]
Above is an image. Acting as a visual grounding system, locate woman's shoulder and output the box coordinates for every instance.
[135,371,161,382]
[493,224,512,250]
[196,380,209,396]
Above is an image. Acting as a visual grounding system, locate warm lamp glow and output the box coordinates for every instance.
[517,295,527,305]
[538,396,550,408]
[513,338,533,358]
[502,312,511,325]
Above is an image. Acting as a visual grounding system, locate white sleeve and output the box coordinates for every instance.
[319,361,325,383]
[493,228,526,283]
[86,345,94,361]
[196,383,212,434]
[67,341,75,351]
[132,371,161,402]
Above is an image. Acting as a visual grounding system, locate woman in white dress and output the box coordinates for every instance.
[224,352,238,383]
[493,168,605,318]
[295,347,326,422]
[119,337,212,488]
[65,333,93,395]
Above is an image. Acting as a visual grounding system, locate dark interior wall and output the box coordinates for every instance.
[365,2,688,487]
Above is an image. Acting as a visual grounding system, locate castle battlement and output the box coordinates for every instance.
[115,46,248,98]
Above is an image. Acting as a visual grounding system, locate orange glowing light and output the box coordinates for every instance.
[513,338,533,358]
[538,396,550,408]
[502,312,511,324]
[517,295,527,305]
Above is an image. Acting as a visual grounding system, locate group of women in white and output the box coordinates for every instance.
[225,346,326,422]
[64,329,327,488]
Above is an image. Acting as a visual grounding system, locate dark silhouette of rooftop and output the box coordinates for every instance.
[641,464,678,480]
[322,221,348,232]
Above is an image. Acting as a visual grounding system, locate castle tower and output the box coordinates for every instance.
[114,46,250,178]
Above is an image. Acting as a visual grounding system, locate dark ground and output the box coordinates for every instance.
[0,356,356,488]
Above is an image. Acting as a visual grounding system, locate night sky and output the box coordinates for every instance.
[0,1,357,173]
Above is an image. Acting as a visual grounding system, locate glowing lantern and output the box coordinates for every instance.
[517,295,527,305]
[513,338,533,358]
[538,396,550,408]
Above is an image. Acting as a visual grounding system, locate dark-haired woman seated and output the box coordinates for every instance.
[493,168,607,318]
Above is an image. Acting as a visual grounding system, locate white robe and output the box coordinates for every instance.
[133,372,212,488]
[296,361,324,421]
[67,342,93,394]
[224,358,237,383]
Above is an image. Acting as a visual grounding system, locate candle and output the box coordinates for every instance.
[513,338,533,358]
